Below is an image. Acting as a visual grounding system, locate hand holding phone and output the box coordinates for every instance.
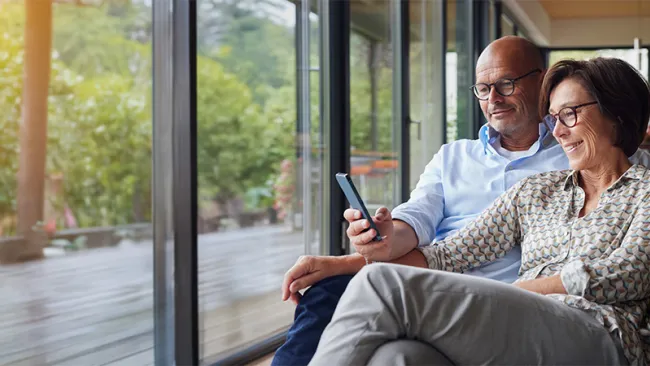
[335,173,382,241]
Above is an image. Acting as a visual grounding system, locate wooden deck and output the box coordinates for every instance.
[0,226,305,366]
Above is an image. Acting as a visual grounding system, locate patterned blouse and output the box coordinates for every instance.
[420,164,650,365]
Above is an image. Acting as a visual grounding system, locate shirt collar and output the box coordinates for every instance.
[479,122,556,155]
[562,163,646,191]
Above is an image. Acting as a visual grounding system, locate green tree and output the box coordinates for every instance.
[0,11,24,220]
[48,74,152,227]
[0,1,152,232]
[52,2,150,79]
[199,0,295,105]
[1,0,301,236]
[197,56,293,206]
[349,32,394,153]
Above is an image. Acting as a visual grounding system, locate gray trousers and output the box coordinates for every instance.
[309,263,628,366]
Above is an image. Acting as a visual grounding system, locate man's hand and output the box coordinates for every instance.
[282,255,352,305]
[345,207,395,262]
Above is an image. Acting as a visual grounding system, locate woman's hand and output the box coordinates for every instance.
[281,255,345,305]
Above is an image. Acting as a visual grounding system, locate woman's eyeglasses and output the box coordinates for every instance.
[543,101,598,130]
[471,69,541,100]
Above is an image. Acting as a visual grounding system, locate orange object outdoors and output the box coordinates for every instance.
[350,165,373,175]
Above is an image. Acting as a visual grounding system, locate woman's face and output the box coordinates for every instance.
[548,78,618,171]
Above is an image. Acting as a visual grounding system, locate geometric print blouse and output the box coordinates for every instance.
[420,164,650,365]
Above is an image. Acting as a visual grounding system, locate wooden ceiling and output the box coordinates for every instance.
[538,0,650,19]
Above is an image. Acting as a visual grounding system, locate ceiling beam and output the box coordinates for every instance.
[502,0,551,46]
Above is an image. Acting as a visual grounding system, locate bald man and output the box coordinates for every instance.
[272,36,649,365]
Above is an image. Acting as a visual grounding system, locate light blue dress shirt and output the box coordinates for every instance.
[392,122,650,283]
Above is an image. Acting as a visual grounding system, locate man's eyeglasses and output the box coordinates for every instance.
[543,101,598,130]
[471,69,541,100]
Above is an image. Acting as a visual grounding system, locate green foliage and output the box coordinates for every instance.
[0,4,22,218]
[0,0,402,232]
[49,74,152,226]
[349,33,394,153]
[0,28,22,217]
[197,56,294,205]
[0,4,80,225]
[200,0,295,105]
[52,3,151,80]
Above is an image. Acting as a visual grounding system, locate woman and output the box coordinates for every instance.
[308,57,650,366]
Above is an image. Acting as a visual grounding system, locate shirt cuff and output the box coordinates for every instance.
[416,246,442,271]
[391,210,430,247]
[560,259,590,296]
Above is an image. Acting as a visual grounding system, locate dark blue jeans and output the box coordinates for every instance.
[272,275,354,366]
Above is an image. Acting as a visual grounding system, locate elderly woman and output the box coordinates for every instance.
[308,57,650,366]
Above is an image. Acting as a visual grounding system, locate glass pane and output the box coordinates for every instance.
[448,0,474,140]
[409,2,425,191]
[549,48,649,79]
[488,0,496,41]
[409,0,445,191]
[0,1,154,365]
[446,0,459,142]
[349,0,401,211]
[196,0,321,362]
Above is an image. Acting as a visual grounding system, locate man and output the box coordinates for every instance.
[272,36,650,365]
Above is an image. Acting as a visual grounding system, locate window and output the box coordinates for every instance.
[195,0,322,362]
[0,1,154,364]
[549,48,649,79]
[409,0,446,191]
[348,0,403,210]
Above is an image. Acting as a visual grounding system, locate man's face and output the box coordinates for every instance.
[475,60,543,136]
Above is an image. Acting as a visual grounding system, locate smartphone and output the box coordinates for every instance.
[335,173,382,241]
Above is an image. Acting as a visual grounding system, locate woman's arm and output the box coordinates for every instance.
[560,194,650,304]
[515,275,567,295]
[419,178,526,273]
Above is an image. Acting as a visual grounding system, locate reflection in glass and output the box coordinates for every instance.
[446,0,459,142]
[409,0,445,191]
[349,0,401,211]
[0,1,154,364]
[196,0,320,362]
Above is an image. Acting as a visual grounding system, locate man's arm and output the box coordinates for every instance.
[386,219,420,260]
[389,248,428,268]
[338,220,422,273]
[387,150,447,256]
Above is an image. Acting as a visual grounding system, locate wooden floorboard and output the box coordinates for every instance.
[0,225,303,366]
